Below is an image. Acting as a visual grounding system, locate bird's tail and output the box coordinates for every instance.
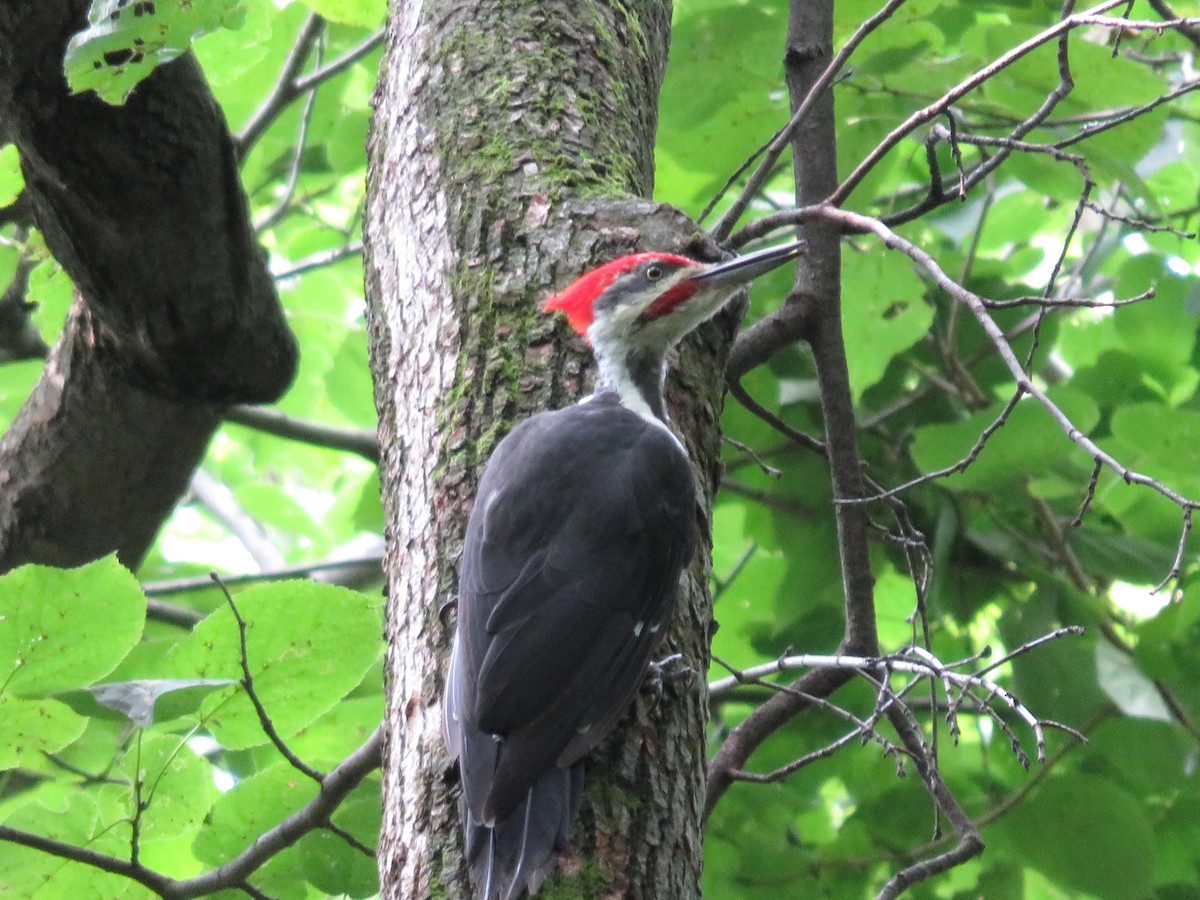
[464,764,583,900]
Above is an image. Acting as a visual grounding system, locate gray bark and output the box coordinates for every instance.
[365,0,732,896]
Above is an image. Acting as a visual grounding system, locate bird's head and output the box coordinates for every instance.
[540,239,805,356]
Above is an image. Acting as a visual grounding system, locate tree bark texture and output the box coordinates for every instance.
[0,2,296,571]
[783,0,875,656]
[365,1,733,896]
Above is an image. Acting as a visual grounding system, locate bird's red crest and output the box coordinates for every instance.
[540,252,695,335]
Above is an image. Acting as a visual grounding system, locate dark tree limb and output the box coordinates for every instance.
[0,1,296,572]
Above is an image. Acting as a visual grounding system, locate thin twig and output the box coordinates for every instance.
[225,405,379,462]
[845,389,1025,503]
[272,240,364,280]
[0,728,382,899]
[210,574,325,783]
[237,14,326,156]
[712,0,911,240]
[144,554,385,597]
[1072,458,1104,526]
[831,0,1130,206]
[712,543,758,603]
[1153,508,1193,593]
[983,288,1154,309]
[819,206,1200,518]
[293,29,386,93]
[322,822,375,858]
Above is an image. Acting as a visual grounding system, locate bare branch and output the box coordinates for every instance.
[727,378,826,456]
[819,206,1200,516]
[145,598,206,629]
[1153,508,1193,593]
[272,240,364,280]
[254,70,321,232]
[225,405,380,462]
[1055,77,1200,148]
[294,29,386,94]
[144,554,385,598]
[0,728,382,900]
[1148,0,1200,47]
[831,0,1130,206]
[1072,458,1104,526]
[1083,199,1198,238]
[236,14,326,156]
[1069,13,1200,30]
[845,389,1025,503]
[190,470,285,571]
[721,434,783,478]
[983,288,1155,309]
[876,702,983,899]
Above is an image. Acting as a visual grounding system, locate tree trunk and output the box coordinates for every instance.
[0,1,296,572]
[365,0,731,896]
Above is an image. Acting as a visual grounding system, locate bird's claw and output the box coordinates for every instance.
[644,653,693,697]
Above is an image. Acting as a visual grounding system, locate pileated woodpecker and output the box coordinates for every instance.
[444,238,805,899]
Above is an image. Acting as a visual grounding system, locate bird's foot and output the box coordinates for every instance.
[644,653,693,697]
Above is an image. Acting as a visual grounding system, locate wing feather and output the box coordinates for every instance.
[449,394,696,829]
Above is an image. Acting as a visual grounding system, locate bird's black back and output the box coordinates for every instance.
[445,392,697,897]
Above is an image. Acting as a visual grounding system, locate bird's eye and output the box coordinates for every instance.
[645,264,664,281]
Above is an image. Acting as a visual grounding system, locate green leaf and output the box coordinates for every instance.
[909,388,1099,490]
[192,761,318,865]
[0,144,25,208]
[841,250,933,401]
[0,792,132,897]
[192,0,279,91]
[1094,641,1171,722]
[116,733,214,844]
[710,538,787,670]
[656,2,790,211]
[326,330,376,426]
[296,779,379,896]
[0,558,146,696]
[165,581,382,748]
[1084,717,1194,795]
[1001,773,1154,900]
[0,359,42,433]
[1069,527,1178,585]
[1104,404,1200,512]
[999,588,1107,725]
[285,695,382,766]
[295,0,385,27]
[27,259,74,347]
[0,695,88,768]
[1110,257,1197,388]
[65,0,247,104]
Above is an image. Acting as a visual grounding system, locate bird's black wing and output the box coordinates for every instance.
[449,395,697,828]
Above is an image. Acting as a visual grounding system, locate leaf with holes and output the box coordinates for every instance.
[65,0,247,103]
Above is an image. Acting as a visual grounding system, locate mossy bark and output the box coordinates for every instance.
[365,1,731,896]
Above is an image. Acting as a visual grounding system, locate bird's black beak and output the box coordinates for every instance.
[689,238,806,290]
